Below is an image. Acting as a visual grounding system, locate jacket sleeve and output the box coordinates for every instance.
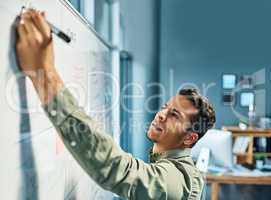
[43,88,184,200]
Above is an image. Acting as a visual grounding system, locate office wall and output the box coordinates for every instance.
[160,0,271,128]
[119,0,160,161]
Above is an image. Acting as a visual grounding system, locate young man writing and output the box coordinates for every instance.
[15,10,215,200]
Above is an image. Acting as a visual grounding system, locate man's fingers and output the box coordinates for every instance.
[30,10,51,41]
[16,19,27,42]
[16,10,49,47]
[21,13,36,35]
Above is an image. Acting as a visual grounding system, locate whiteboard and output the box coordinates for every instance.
[0,0,114,199]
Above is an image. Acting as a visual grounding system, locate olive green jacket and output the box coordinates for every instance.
[43,89,204,200]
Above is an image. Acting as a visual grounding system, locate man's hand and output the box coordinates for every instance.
[16,10,55,79]
[15,9,64,104]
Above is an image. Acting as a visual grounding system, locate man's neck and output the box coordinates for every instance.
[152,143,184,154]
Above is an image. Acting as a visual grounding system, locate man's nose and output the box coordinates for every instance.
[158,109,168,122]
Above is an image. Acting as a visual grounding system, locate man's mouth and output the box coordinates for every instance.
[151,122,163,132]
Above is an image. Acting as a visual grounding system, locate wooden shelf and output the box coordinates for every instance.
[222,126,271,134]
[222,126,271,165]
[231,133,271,137]
[222,126,271,137]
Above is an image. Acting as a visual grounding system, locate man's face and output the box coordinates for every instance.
[147,95,198,148]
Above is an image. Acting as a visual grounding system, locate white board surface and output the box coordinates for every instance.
[0,0,114,199]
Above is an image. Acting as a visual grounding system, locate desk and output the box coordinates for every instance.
[206,174,271,200]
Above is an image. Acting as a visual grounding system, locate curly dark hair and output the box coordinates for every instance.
[178,88,216,141]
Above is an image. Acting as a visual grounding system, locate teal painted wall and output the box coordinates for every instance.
[120,0,160,161]
[160,0,271,128]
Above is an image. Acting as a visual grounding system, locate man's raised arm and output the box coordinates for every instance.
[15,10,182,200]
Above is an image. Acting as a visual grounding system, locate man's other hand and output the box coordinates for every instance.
[16,10,55,80]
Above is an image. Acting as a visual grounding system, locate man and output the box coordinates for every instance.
[15,10,216,200]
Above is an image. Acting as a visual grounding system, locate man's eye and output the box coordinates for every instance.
[171,112,179,118]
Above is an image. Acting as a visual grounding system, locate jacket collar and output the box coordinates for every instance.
[149,148,191,163]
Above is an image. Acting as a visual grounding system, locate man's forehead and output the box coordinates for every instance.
[166,95,198,114]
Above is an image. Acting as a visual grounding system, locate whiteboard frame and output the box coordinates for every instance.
[59,0,113,50]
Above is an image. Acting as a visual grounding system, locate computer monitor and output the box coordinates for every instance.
[192,129,233,169]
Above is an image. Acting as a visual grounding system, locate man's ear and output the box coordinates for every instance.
[183,132,198,147]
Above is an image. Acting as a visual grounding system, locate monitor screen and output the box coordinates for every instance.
[192,129,233,169]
